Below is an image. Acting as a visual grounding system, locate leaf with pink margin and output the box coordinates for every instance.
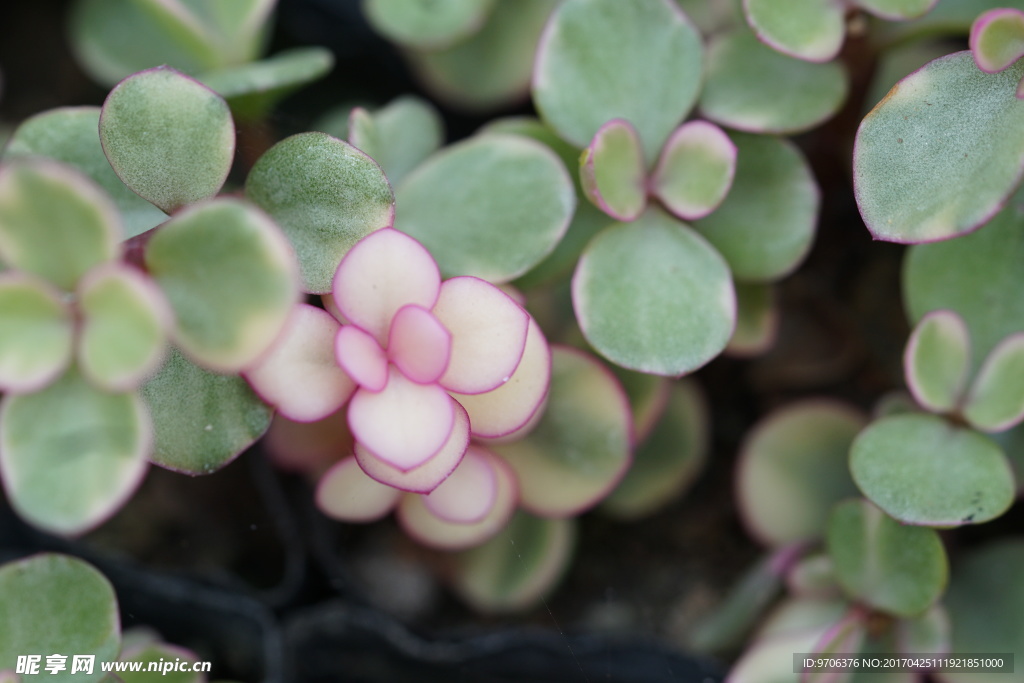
[423,447,498,523]
[0,273,74,394]
[805,613,868,683]
[962,333,1024,432]
[580,119,647,221]
[491,346,632,517]
[334,324,388,392]
[971,8,1024,73]
[396,446,518,550]
[433,276,529,395]
[331,228,440,344]
[316,456,401,523]
[388,305,451,384]
[743,0,845,63]
[651,120,736,221]
[355,401,470,493]
[348,367,456,471]
[904,309,971,414]
[450,318,551,439]
[855,0,937,21]
[244,304,356,423]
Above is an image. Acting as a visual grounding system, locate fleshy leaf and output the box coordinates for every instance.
[99,66,234,214]
[144,198,299,372]
[904,309,971,414]
[3,107,166,238]
[0,158,120,290]
[423,447,498,523]
[854,52,1024,243]
[335,325,388,392]
[77,263,171,391]
[0,273,73,393]
[850,413,1016,526]
[651,120,736,221]
[827,499,948,618]
[0,368,150,536]
[363,0,496,49]
[962,333,1024,432]
[491,347,631,517]
[142,347,272,474]
[897,604,951,657]
[971,8,1024,74]
[388,305,451,385]
[0,554,120,681]
[854,0,937,20]
[612,367,671,445]
[699,28,848,134]
[573,208,735,376]
[737,400,865,546]
[693,132,818,283]
[786,554,841,599]
[602,379,708,519]
[452,512,574,613]
[533,0,701,162]
[243,304,356,423]
[580,119,647,221]
[316,455,401,522]
[743,0,845,63]
[348,96,444,187]
[395,133,574,283]
[727,282,779,357]
[246,132,395,293]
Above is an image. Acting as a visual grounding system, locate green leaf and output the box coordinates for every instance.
[533,0,703,163]
[452,512,574,613]
[407,0,557,111]
[603,379,708,519]
[853,52,1024,243]
[0,554,120,682]
[963,333,1024,432]
[0,368,150,536]
[737,400,865,546]
[100,66,235,214]
[611,366,670,443]
[855,0,936,20]
[580,119,647,221]
[692,132,818,283]
[348,96,444,187]
[850,412,1016,526]
[395,133,575,282]
[481,116,582,187]
[699,28,849,134]
[491,347,632,517]
[787,554,841,598]
[0,274,74,393]
[971,8,1024,74]
[904,309,971,413]
[145,198,298,372]
[0,159,120,290]
[198,47,335,123]
[141,346,272,474]
[827,499,948,618]
[363,0,496,49]
[743,0,846,62]
[4,107,167,239]
[573,208,735,375]
[727,282,778,357]
[651,120,736,222]
[903,201,1024,370]
[513,199,608,290]
[246,132,395,293]
[77,264,170,391]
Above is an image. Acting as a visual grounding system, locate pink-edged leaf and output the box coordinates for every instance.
[452,318,551,439]
[903,309,971,414]
[651,120,736,221]
[804,610,868,683]
[355,401,470,493]
[580,118,647,222]
[396,447,519,550]
[963,332,1024,432]
[316,455,401,523]
[423,446,498,523]
[0,272,74,394]
[244,304,356,423]
[348,368,456,471]
[387,304,451,384]
[433,276,529,395]
[331,228,441,344]
[971,9,1024,74]
[335,324,388,392]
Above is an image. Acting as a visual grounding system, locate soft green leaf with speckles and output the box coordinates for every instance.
[573,208,735,376]
[850,413,1016,526]
[348,96,444,187]
[0,274,73,393]
[963,333,1024,432]
[854,52,1024,243]
[246,132,395,293]
[904,309,971,413]
[971,8,1024,74]
[0,369,150,536]
[100,66,235,214]
[579,119,646,221]
[363,0,496,49]
[0,554,120,682]
[651,120,736,222]
[743,0,845,62]
[142,346,272,474]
